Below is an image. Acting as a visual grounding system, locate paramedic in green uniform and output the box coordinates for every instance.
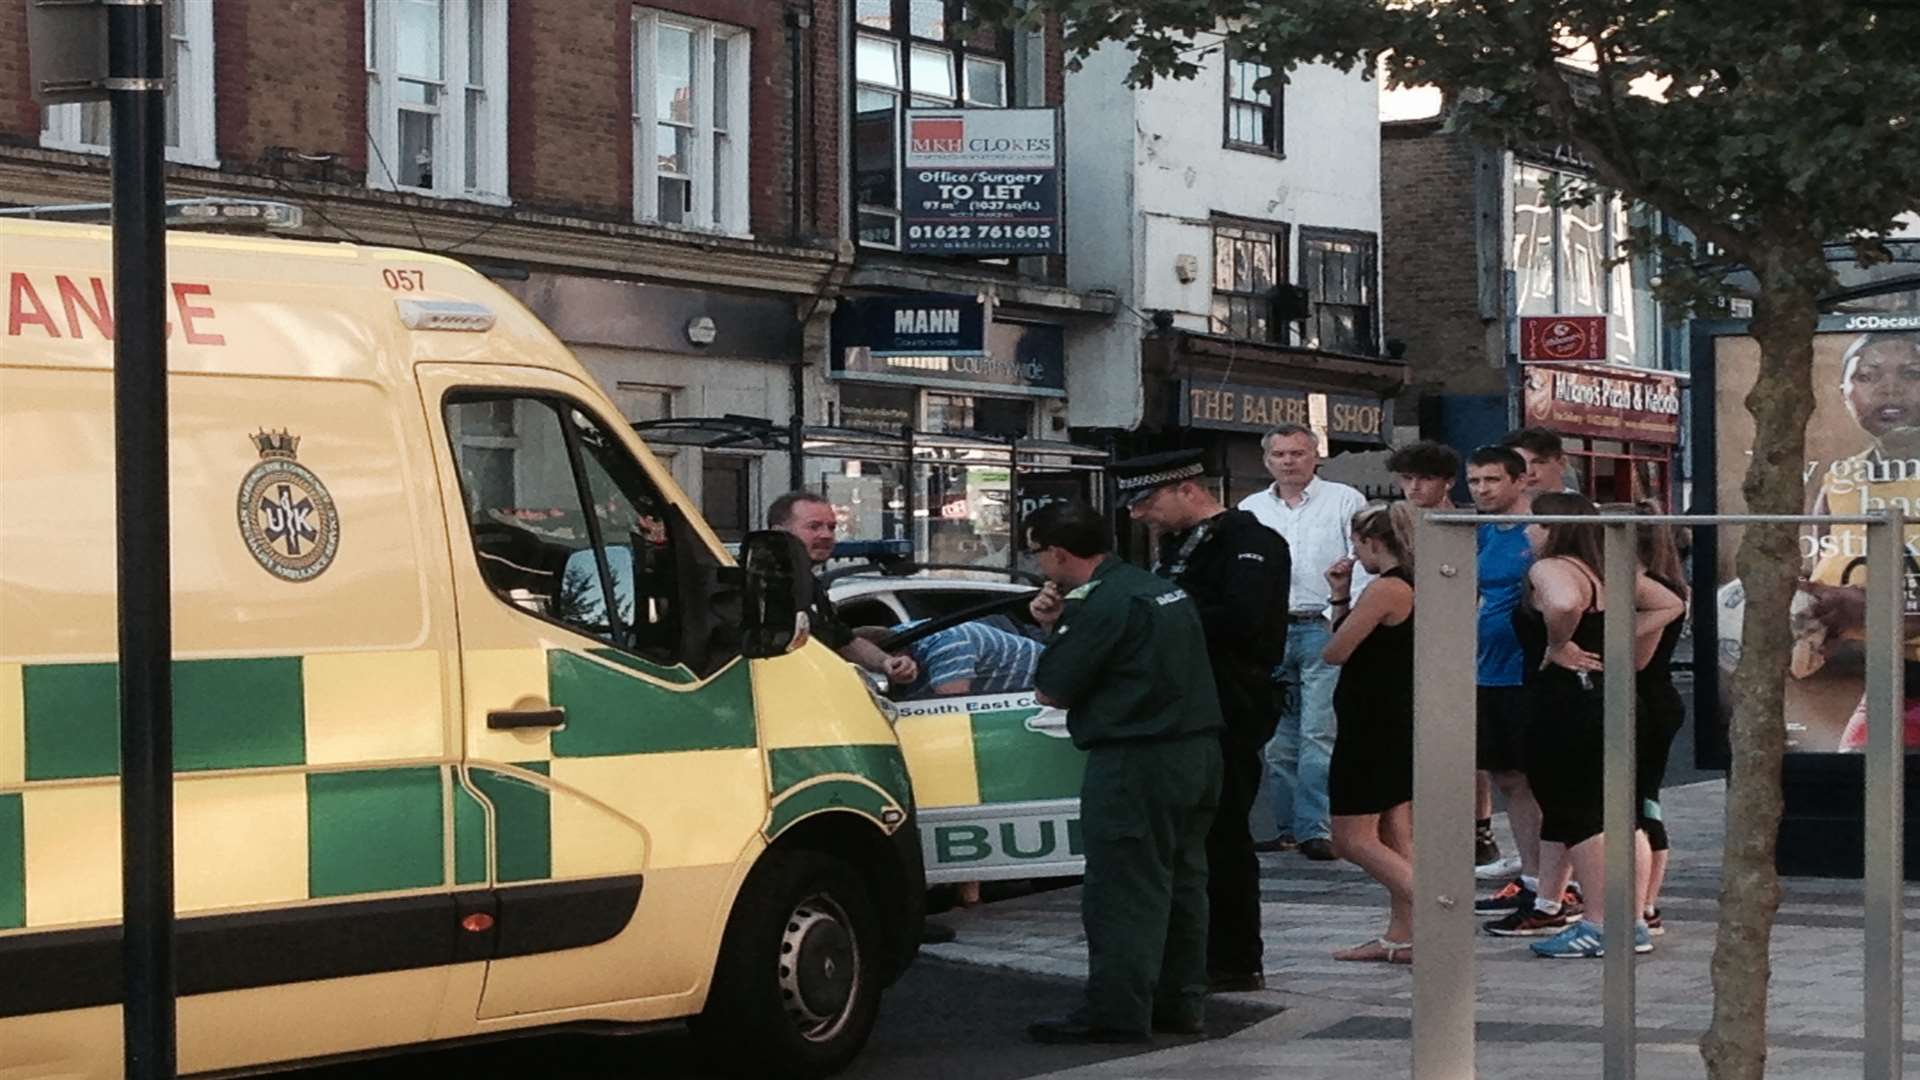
[1022,502,1225,1045]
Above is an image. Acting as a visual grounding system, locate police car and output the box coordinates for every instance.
[826,565,1088,886]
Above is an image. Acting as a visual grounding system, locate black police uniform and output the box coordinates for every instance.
[1034,557,1223,1036]
[805,569,854,651]
[1155,507,1290,982]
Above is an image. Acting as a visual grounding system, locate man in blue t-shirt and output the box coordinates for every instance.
[1465,445,1551,919]
[859,618,1042,698]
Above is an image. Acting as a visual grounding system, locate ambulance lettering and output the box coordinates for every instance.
[8,272,227,344]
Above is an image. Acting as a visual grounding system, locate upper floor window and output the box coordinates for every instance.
[633,9,751,234]
[854,1,1011,248]
[1210,221,1286,342]
[365,0,508,201]
[1299,228,1379,355]
[40,0,216,167]
[1223,46,1281,154]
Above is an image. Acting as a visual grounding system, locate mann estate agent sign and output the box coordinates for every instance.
[902,108,1062,257]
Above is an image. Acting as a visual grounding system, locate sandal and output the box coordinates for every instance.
[1333,937,1412,963]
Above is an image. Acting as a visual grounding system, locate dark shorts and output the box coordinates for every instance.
[1477,685,1531,773]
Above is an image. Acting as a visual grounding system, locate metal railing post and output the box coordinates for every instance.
[1413,515,1479,1080]
[1602,522,1640,1080]
[1863,513,1907,1080]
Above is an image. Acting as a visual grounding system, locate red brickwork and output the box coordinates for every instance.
[215,0,366,174]
[509,0,631,219]
[1381,120,1505,398]
[0,4,34,144]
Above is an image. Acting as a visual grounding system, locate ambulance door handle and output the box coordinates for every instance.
[487,706,567,731]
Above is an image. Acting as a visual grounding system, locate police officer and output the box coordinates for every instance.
[1022,502,1224,1045]
[1114,449,1290,993]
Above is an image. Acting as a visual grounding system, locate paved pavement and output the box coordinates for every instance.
[928,777,1920,1079]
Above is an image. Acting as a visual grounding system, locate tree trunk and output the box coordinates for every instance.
[1700,249,1822,1080]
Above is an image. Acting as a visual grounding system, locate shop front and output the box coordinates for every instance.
[500,272,808,543]
[1139,331,1404,507]
[824,292,1097,567]
[1520,362,1685,507]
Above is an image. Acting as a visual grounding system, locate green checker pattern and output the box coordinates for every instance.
[455,763,553,886]
[21,658,306,781]
[548,650,756,757]
[0,794,22,930]
[971,707,1085,804]
[307,768,445,898]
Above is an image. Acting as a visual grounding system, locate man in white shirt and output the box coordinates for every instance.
[1237,422,1368,860]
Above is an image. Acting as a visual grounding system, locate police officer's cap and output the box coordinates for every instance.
[1112,448,1209,508]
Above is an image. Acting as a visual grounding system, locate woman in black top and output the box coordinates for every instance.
[1506,494,1684,959]
[1324,502,1418,964]
[1630,504,1689,935]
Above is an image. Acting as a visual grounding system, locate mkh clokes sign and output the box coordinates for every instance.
[901,108,1062,257]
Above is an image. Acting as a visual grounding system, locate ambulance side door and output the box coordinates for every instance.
[417,365,766,1021]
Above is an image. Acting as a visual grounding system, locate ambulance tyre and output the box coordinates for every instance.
[693,848,883,1079]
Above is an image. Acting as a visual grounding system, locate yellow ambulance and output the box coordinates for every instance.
[0,219,922,1079]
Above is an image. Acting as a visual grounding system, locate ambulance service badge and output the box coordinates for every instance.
[237,429,340,582]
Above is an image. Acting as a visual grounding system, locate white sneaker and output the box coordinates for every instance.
[1475,854,1522,880]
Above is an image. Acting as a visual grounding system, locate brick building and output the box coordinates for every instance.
[0,0,1110,549]
[1381,110,1689,508]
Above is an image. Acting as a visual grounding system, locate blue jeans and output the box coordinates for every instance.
[1265,617,1338,843]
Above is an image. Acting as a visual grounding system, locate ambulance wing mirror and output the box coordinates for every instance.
[738,530,815,658]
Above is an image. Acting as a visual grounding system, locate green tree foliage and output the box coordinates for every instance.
[971,3,1919,1077]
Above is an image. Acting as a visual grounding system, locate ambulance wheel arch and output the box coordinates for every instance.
[692,841,890,1079]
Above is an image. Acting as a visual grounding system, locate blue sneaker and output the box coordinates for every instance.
[1531,920,1606,958]
[1530,920,1654,958]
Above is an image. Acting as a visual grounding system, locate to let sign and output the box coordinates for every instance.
[1522,364,1682,445]
[1520,315,1609,363]
[902,108,1061,257]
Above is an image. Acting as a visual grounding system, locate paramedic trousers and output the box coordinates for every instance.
[1079,734,1222,1034]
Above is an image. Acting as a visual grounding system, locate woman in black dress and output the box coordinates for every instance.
[1630,504,1689,935]
[1325,501,1418,964]
[1506,494,1684,959]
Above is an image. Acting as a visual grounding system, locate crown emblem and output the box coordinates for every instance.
[251,429,300,460]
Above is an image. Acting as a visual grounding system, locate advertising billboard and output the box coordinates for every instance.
[901,108,1061,256]
[1711,326,1920,752]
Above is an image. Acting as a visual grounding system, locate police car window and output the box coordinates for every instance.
[445,393,674,659]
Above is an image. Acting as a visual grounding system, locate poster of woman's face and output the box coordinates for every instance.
[1715,328,1920,752]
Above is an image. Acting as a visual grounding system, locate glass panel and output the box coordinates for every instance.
[910,0,947,39]
[1561,195,1606,316]
[446,397,598,630]
[838,382,916,433]
[165,35,184,148]
[1512,165,1556,316]
[854,88,898,209]
[855,0,892,31]
[658,177,692,224]
[910,46,955,100]
[965,56,1006,106]
[398,79,440,107]
[712,36,730,131]
[366,0,377,69]
[80,102,111,146]
[974,397,1032,438]
[1249,236,1275,291]
[468,0,486,84]
[857,35,901,87]
[858,210,900,247]
[571,408,677,658]
[1213,231,1236,289]
[713,132,729,224]
[464,88,482,190]
[395,0,444,81]
[399,109,436,187]
[702,457,752,544]
[657,24,696,123]
[656,124,691,176]
[926,393,975,434]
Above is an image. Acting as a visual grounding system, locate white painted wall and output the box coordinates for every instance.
[1063,38,1385,429]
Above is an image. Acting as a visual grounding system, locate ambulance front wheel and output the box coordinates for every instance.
[692,848,884,1079]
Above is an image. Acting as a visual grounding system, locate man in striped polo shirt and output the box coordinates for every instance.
[858,618,1041,698]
